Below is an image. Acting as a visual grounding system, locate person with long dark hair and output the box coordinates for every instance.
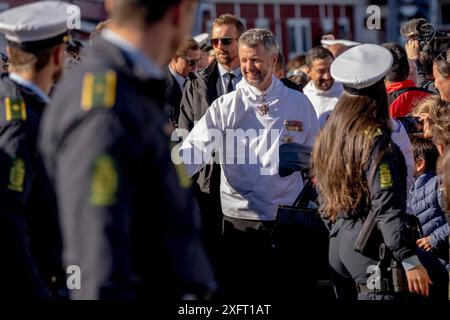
[312,44,431,300]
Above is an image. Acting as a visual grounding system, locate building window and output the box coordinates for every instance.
[255,18,269,29]
[286,18,312,59]
[337,16,350,38]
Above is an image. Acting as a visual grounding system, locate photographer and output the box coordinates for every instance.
[401,18,449,95]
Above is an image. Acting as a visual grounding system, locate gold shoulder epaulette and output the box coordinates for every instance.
[81,70,117,111]
[363,127,383,139]
[2,97,27,121]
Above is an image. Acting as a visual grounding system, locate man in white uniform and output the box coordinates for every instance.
[303,46,343,128]
[180,28,319,298]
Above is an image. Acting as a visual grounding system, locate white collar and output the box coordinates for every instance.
[237,75,278,98]
[9,72,51,104]
[101,29,164,80]
[218,63,241,78]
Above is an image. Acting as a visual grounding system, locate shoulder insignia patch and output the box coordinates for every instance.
[8,158,25,192]
[90,155,119,207]
[81,70,117,111]
[364,128,383,139]
[4,97,27,121]
[379,162,393,190]
[170,142,192,189]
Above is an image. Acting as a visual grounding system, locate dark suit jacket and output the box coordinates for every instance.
[178,60,222,194]
[164,67,183,127]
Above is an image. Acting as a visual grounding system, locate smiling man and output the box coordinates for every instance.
[303,46,343,128]
[180,28,319,298]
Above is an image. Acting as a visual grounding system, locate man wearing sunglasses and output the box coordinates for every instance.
[166,37,201,126]
[178,14,245,289]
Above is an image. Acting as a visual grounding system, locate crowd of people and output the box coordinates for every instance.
[0,0,448,301]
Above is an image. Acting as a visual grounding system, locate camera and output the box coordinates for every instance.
[400,18,450,55]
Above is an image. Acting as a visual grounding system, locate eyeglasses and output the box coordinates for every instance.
[183,57,201,67]
[210,37,236,47]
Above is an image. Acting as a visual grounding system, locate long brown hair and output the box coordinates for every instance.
[312,82,391,222]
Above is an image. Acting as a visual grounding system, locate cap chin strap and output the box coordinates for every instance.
[343,78,386,96]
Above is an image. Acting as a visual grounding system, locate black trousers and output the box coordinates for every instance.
[221,215,276,300]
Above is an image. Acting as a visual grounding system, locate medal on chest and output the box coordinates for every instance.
[256,92,269,116]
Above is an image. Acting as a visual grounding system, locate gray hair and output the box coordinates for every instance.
[238,28,279,56]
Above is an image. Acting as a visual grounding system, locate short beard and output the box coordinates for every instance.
[216,52,232,65]
[245,77,262,87]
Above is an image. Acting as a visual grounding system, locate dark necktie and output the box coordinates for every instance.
[226,73,235,93]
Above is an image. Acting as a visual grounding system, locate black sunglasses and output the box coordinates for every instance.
[183,57,201,67]
[210,37,235,47]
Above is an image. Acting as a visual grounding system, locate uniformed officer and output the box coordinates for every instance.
[38,0,216,300]
[312,44,431,300]
[0,1,71,299]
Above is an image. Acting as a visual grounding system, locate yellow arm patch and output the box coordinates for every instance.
[90,155,119,206]
[5,97,27,121]
[8,158,25,192]
[379,162,393,190]
[170,142,192,189]
[81,71,117,110]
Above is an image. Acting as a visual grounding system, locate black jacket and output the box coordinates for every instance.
[163,67,183,127]
[0,73,51,299]
[330,134,416,263]
[39,36,216,299]
[178,60,222,194]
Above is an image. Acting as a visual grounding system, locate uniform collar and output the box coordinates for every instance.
[9,72,51,104]
[237,75,278,98]
[101,29,164,80]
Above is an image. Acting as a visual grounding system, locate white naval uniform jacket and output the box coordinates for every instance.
[181,76,319,221]
[303,81,343,128]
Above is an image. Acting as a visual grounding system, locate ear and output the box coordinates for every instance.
[168,2,181,27]
[416,157,426,172]
[272,53,278,66]
[52,44,65,67]
[6,46,11,58]
[104,0,115,16]
[437,143,445,156]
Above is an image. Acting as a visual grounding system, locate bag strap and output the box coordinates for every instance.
[292,171,315,208]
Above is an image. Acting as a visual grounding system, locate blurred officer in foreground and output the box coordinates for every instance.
[39,0,216,300]
[0,1,71,299]
[312,44,431,300]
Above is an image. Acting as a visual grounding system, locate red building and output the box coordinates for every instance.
[197,0,369,59]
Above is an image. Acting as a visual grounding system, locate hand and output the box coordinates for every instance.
[405,39,420,60]
[405,265,432,297]
[416,236,433,252]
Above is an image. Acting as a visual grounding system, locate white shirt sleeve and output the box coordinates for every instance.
[303,96,320,147]
[180,99,225,177]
